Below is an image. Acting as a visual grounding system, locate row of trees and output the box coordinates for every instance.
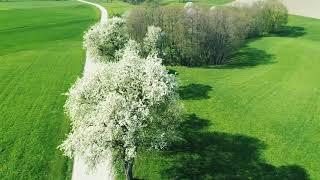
[59,1,288,179]
[59,18,183,180]
[126,0,288,66]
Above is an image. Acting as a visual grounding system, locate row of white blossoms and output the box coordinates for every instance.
[59,17,183,180]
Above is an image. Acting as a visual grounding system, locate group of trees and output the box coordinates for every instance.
[59,1,288,179]
[126,0,288,66]
[59,18,183,180]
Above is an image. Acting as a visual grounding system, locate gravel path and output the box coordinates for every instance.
[72,156,115,180]
[78,0,108,76]
[77,0,108,23]
[72,1,115,180]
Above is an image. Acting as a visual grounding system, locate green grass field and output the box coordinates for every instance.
[159,0,234,7]
[0,1,98,179]
[90,0,234,16]
[131,16,320,179]
[1,0,319,179]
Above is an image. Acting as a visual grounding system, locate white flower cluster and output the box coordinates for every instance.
[84,16,163,62]
[83,17,129,62]
[115,39,140,60]
[143,26,163,56]
[184,1,194,9]
[60,30,182,169]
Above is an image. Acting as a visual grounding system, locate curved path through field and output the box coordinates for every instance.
[72,1,114,180]
[77,0,108,23]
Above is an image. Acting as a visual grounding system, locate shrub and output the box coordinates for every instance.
[263,0,288,32]
[204,7,249,64]
[245,0,288,36]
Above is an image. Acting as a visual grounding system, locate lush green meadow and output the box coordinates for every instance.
[0,1,98,179]
[1,0,319,179]
[132,16,320,179]
[90,0,233,16]
[159,0,234,7]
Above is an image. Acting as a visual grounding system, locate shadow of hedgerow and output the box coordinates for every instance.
[156,114,310,179]
[179,84,213,100]
[205,47,276,69]
[205,25,305,70]
[270,26,306,38]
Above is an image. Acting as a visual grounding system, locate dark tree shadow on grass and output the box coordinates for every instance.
[229,47,276,67]
[270,26,306,38]
[179,84,213,100]
[168,68,179,75]
[205,25,305,70]
[207,47,276,69]
[161,114,309,180]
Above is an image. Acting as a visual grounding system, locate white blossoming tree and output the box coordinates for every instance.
[59,44,182,180]
[84,17,129,62]
[143,26,163,56]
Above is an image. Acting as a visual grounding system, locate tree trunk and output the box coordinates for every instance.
[124,160,133,180]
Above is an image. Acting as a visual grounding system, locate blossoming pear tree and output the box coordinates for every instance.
[83,17,129,62]
[59,41,182,180]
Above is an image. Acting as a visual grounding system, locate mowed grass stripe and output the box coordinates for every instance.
[0,1,98,179]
